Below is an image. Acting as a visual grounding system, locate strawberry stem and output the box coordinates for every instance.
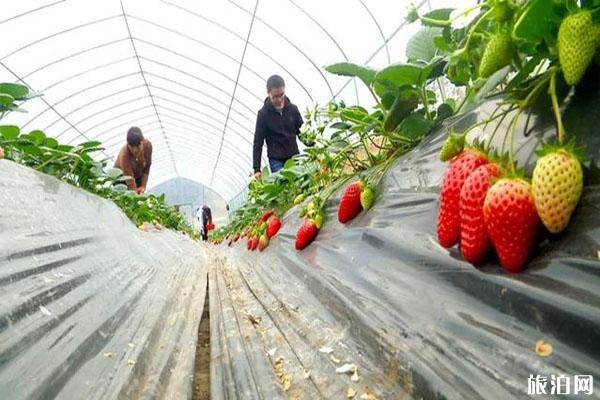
[549,69,566,144]
[487,106,513,150]
[504,109,522,173]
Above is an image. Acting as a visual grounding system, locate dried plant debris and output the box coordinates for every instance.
[246,313,262,326]
[273,356,292,391]
[535,339,553,357]
[319,346,334,354]
[336,363,357,374]
[347,387,357,398]
[360,393,378,400]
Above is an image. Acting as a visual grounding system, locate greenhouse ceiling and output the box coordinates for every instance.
[0,0,471,200]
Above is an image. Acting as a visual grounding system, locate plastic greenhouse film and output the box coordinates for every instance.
[207,75,600,399]
[0,161,207,400]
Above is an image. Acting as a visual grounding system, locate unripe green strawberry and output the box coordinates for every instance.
[258,234,269,251]
[439,132,466,161]
[294,194,305,205]
[558,11,598,86]
[360,185,375,211]
[479,33,514,78]
[313,212,324,229]
[491,0,514,23]
[484,178,540,272]
[532,147,583,233]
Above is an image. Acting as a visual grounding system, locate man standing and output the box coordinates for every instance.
[253,75,303,180]
[198,205,212,241]
[114,127,153,194]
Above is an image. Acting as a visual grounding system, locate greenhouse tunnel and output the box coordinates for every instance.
[1,0,600,399]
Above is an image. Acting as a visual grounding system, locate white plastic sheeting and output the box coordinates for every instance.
[0,0,473,200]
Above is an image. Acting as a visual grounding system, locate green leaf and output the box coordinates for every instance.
[43,138,59,149]
[340,107,369,123]
[0,125,20,140]
[330,121,352,130]
[0,93,14,106]
[513,0,561,43]
[81,140,102,149]
[505,54,544,92]
[436,103,454,121]
[0,83,29,100]
[406,27,443,63]
[421,8,454,27]
[433,35,452,52]
[57,144,74,152]
[396,113,434,140]
[27,130,46,145]
[107,168,124,179]
[374,64,423,96]
[384,86,419,132]
[379,91,397,110]
[283,158,295,169]
[474,66,511,103]
[324,63,377,87]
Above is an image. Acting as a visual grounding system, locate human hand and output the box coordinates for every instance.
[136,186,145,195]
[254,171,261,181]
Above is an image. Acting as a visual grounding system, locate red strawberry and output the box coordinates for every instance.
[246,238,252,250]
[295,218,319,250]
[260,209,275,222]
[234,233,239,242]
[338,181,364,223]
[438,149,488,247]
[248,236,258,251]
[267,216,281,238]
[460,163,499,264]
[483,178,540,272]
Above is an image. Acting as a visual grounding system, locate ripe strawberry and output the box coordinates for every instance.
[338,181,364,223]
[479,33,514,78]
[460,163,499,264]
[250,236,259,251]
[295,218,319,250]
[258,234,269,251]
[234,233,239,242]
[267,216,281,238]
[532,146,583,233]
[246,238,252,250]
[483,178,540,272]
[360,185,375,211]
[558,11,599,86]
[438,149,488,248]
[260,209,275,222]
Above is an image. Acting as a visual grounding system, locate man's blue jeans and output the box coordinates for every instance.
[269,158,285,173]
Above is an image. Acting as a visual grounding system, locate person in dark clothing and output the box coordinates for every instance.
[253,75,303,180]
[199,205,212,241]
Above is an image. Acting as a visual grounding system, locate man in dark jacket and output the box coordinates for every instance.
[199,205,212,241]
[253,75,303,180]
